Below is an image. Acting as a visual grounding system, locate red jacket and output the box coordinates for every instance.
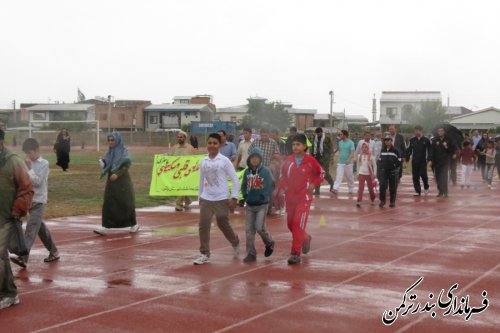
[279,154,325,203]
[459,147,476,165]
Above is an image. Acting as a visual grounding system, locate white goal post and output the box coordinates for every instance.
[28,120,101,152]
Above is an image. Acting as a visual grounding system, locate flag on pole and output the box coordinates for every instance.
[77,88,86,102]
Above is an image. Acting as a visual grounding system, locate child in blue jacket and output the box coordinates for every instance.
[241,148,275,262]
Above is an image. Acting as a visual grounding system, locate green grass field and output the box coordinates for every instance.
[7,144,413,219]
[8,146,171,218]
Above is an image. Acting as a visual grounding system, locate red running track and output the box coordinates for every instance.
[1,171,499,332]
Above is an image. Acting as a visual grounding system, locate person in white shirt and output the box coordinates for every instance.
[372,131,383,159]
[236,128,253,171]
[194,133,240,265]
[356,142,377,207]
[11,138,59,269]
[355,131,376,160]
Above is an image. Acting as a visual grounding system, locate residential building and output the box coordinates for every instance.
[450,107,500,130]
[345,115,370,126]
[217,96,317,131]
[379,91,442,124]
[282,103,317,130]
[174,95,216,112]
[444,106,473,117]
[27,104,95,125]
[19,103,39,122]
[215,105,248,123]
[144,104,214,130]
[85,99,151,131]
[0,109,13,124]
[173,96,193,104]
[313,113,369,131]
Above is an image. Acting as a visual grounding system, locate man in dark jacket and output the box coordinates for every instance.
[389,125,406,180]
[311,127,334,194]
[0,129,34,309]
[405,125,431,196]
[429,127,456,198]
[379,135,402,208]
[285,126,298,156]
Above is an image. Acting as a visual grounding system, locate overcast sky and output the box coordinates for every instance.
[1,0,499,118]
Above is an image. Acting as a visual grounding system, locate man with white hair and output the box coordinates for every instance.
[171,131,196,211]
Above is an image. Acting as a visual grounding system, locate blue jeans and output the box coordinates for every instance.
[245,204,273,256]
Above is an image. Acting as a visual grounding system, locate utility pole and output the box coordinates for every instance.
[12,100,16,124]
[329,90,334,140]
[372,94,377,123]
[107,95,112,133]
[343,108,347,130]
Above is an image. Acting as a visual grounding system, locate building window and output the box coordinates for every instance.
[32,112,46,121]
[402,104,414,122]
[100,114,107,121]
[386,107,397,119]
[230,116,237,122]
[52,111,86,121]
[149,115,158,124]
[119,114,126,121]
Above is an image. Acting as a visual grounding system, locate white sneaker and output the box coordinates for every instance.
[424,189,429,195]
[130,224,140,233]
[0,295,20,309]
[193,254,210,265]
[93,227,108,236]
[279,209,286,216]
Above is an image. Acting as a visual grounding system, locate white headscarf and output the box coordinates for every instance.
[313,134,325,155]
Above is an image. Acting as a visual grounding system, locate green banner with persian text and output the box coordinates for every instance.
[149,154,244,197]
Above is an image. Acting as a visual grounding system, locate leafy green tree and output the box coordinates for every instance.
[409,101,451,132]
[241,99,292,131]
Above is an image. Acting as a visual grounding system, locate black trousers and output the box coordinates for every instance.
[477,157,486,180]
[412,161,429,194]
[379,169,397,204]
[434,163,449,195]
[315,159,334,193]
[449,159,457,185]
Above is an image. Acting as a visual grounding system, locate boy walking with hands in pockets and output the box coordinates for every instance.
[241,148,275,263]
[11,138,59,269]
[279,134,324,265]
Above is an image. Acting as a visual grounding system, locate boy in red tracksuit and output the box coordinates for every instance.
[279,134,325,265]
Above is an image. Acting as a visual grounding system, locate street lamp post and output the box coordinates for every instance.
[107,95,112,133]
[329,90,334,138]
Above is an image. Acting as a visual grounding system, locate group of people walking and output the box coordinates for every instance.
[1,129,60,309]
[0,128,140,309]
[1,124,498,310]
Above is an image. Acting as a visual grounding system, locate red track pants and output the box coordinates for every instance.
[286,201,311,255]
[357,174,376,202]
